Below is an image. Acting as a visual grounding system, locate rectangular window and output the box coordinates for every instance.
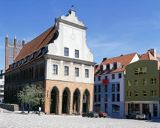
[98,76,101,81]
[0,70,3,79]
[117,94,120,101]
[106,64,110,70]
[135,67,147,75]
[53,64,58,75]
[118,73,122,78]
[94,95,97,102]
[112,104,120,113]
[98,94,101,102]
[141,67,147,73]
[94,86,97,93]
[105,94,108,102]
[150,78,156,84]
[75,49,79,58]
[117,83,120,92]
[64,66,69,76]
[135,91,138,96]
[105,76,108,79]
[112,94,115,102]
[151,90,156,96]
[85,69,89,78]
[105,103,108,113]
[98,85,101,92]
[112,84,115,92]
[64,47,69,56]
[153,104,158,117]
[112,74,115,79]
[142,79,147,85]
[143,91,147,96]
[75,68,79,77]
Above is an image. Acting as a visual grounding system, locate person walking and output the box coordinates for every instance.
[148,112,151,120]
[38,106,41,115]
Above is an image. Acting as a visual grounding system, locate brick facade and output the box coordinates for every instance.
[44,79,93,114]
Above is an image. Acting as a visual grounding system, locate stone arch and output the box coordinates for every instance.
[82,89,90,113]
[62,87,71,114]
[72,88,81,114]
[50,86,59,114]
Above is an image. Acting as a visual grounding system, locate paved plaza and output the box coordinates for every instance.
[0,111,160,128]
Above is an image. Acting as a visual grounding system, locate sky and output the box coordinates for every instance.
[1,0,160,69]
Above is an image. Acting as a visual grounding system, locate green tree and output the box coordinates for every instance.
[17,84,44,112]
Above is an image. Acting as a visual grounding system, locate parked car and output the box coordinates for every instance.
[82,112,99,118]
[126,113,136,119]
[135,114,147,120]
[126,113,147,120]
[82,113,88,117]
[98,112,107,118]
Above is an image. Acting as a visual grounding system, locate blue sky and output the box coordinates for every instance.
[1,0,160,69]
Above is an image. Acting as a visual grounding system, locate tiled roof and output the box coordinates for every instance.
[140,51,157,60]
[95,53,137,75]
[15,25,57,62]
[101,53,137,66]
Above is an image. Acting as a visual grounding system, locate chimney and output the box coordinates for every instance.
[13,36,17,59]
[22,40,25,46]
[5,35,9,70]
[95,64,99,69]
[148,49,156,58]
[102,57,107,62]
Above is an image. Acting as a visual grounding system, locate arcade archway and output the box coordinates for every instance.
[72,89,80,114]
[50,87,59,114]
[82,89,90,113]
[62,87,71,114]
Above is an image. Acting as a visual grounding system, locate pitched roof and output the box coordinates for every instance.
[140,51,157,61]
[101,53,137,66]
[15,25,57,62]
[95,53,137,75]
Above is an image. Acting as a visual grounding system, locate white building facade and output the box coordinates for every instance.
[44,9,95,114]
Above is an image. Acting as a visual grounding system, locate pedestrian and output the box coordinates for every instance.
[148,112,151,120]
[38,106,41,115]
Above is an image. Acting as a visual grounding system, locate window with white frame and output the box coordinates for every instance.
[53,64,58,75]
[64,47,69,56]
[75,49,79,58]
[75,67,79,77]
[85,69,89,78]
[64,66,69,76]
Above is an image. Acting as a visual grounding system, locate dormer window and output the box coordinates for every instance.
[64,47,69,56]
[113,62,117,69]
[30,54,34,60]
[106,64,110,70]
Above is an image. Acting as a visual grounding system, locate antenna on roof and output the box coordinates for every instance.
[71,5,74,10]
[69,5,76,14]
